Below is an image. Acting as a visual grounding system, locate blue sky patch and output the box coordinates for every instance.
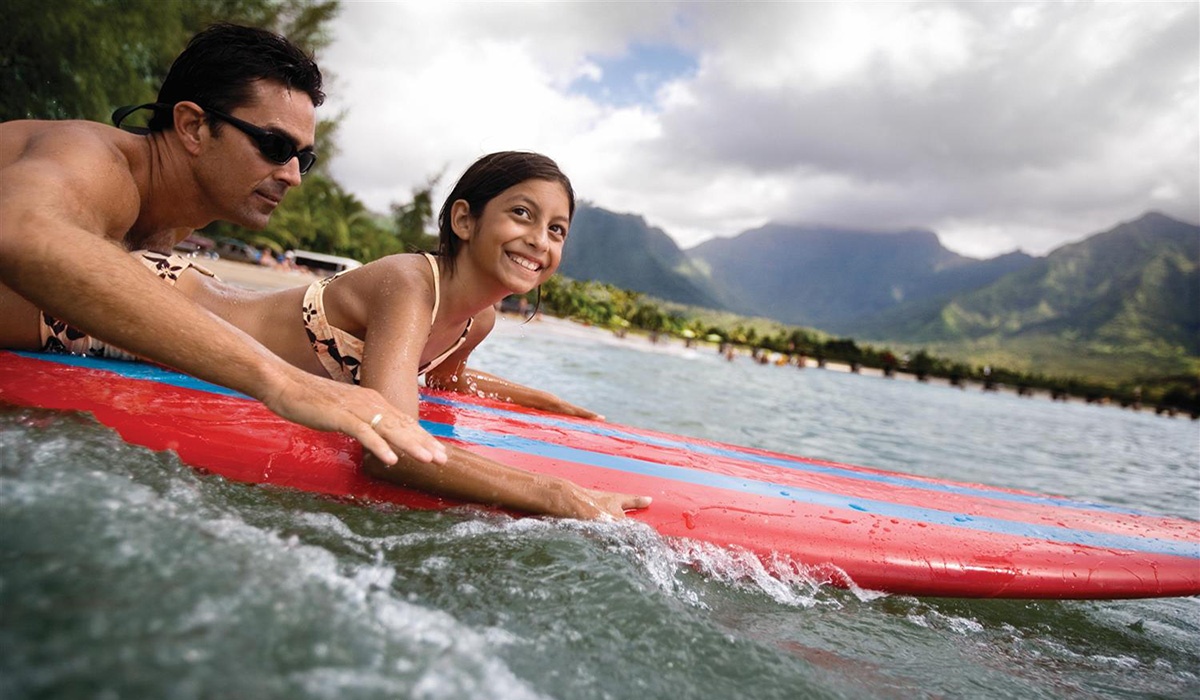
[569,42,698,108]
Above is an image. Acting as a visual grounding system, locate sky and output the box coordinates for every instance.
[322,1,1198,258]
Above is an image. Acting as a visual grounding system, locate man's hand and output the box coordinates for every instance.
[263,370,447,465]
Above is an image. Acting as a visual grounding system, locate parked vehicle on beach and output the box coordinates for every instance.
[172,233,216,257]
[288,250,362,276]
[212,238,262,264]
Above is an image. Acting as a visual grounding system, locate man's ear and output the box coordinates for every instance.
[172,102,208,156]
[450,200,473,241]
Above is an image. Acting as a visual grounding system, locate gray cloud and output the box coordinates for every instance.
[323,1,1198,258]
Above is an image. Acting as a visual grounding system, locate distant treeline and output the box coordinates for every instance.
[522,277,1200,419]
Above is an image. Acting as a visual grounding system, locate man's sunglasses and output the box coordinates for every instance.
[112,102,318,175]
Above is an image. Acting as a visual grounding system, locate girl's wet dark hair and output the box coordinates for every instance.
[147,23,324,132]
[436,151,575,276]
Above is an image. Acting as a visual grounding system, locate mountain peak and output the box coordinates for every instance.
[1133,210,1192,227]
[558,203,723,308]
[688,222,1022,327]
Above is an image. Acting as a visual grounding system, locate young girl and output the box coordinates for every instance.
[22,151,651,520]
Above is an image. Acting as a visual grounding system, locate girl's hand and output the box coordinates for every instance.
[562,485,652,520]
[552,398,605,421]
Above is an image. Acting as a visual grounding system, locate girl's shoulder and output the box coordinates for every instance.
[354,252,436,289]
[328,252,437,321]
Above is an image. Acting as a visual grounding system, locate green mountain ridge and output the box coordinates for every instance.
[686,224,1027,327]
[558,204,724,309]
[841,212,1199,380]
[562,202,1198,383]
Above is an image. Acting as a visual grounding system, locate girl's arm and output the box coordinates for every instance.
[442,367,602,420]
[363,444,649,519]
[425,307,603,419]
[353,263,648,518]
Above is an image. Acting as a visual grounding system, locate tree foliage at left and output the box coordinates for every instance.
[1,0,339,123]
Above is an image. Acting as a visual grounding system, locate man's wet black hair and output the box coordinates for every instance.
[147,23,324,132]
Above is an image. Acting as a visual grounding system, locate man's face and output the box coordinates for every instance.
[195,79,317,230]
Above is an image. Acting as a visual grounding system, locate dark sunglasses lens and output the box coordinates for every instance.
[256,133,295,165]
[256,133,315,174]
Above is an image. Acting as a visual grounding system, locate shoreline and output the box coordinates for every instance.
[492,314,1189,418]
[207,258,1192,419]
[199,256,321,290]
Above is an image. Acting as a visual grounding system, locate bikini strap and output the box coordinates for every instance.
[422,252,440,325]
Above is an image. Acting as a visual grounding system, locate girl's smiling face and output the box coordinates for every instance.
[453,178,571,293]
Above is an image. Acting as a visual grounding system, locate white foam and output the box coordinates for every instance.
[190,511,548,699]
[431,513,886,610]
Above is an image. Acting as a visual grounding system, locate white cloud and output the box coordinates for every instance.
[321,1,1198,258]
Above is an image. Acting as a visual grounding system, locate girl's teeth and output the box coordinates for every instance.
[509,254,539,271]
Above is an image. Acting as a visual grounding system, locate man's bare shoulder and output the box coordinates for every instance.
[1,120,138,176]
[0,120,143,235]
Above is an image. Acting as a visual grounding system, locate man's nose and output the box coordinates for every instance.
[276,156,303,187]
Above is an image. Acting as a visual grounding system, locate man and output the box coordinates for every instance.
[0,24,446,467]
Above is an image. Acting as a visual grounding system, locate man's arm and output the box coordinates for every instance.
[0,144,446,466]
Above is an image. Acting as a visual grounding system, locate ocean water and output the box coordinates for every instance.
[2,316,1197,699]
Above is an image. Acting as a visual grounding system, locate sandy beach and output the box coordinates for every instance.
[200,257,321,290]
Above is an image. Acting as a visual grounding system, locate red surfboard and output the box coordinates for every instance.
[2,350,1197,599]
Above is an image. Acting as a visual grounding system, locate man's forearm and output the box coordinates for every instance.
[0,229,288,400]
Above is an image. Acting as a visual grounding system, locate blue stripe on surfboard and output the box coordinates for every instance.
[426,421,1199,560]
[9,353,1168,525]
[421,393,1153,517]
[13,351,253,398]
